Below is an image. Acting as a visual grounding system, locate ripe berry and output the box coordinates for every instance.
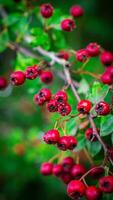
[57,50,69,60]
[52,164,63,177]
[47,99,58,112]
[57,136,69,151]
[71,164,86,179]
[70,5,84,18]
[68,136,77,150]
[0,77,7,90]
[61,173,72,184]
[10,71,26,86]
[101,72,113,85]
[43,129,60,144]
[54,90,68,105]
[62,157,75,172]
[67,180,86,199]
[76,49,89,62]
[85,128,99,142]
[100,51,113,66]
[40,162,53,176]
[86,42,100,57]
[58,103,71,116]
[40,71,53,84]
[77,100,92,114]
[89,166,104,179]
[85,186,102,200]
[40,3,53,18]
[61,19,76,32]
[99,176,113,193]
[25,65,39,80]
[34,88,51,106]
[95,101,110,115]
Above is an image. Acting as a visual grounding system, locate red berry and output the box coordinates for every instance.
[57,50,69,60]
[34,88,51,106]
[99,176,113,193]
[0,77,7,90]
[40,162,53,176]
[61,19,76,32]
[89,166,104,179]
[77,100,92,114]
[70,5,84,18]
[62,157,75,172]
[101,72,113,85]
[40,3,53,18]
[47,99,58,112]
[40,71,53,84]
[61,173,72,184]
[68,136,77,150]
[85,128,99,142]
[71,164,86,179]
[67,180,86,199]
[57,136,69,151]
[10,71,26,86]
[85,186,102,200]
[52,164,63,177]
[100,51,113,66]
[25,66,38,80]
[95,101,110,115]
[54,90,68,104]
[76,49,89,62]
[58,103,71,116]
[43,129,60,144]
[86,43,100,57]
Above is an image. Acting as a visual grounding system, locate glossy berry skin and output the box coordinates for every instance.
[58,103,71,116]
[61,19,76,32]
[52,164,63,177]
[0,77,7,90]
[85,186,102,200]
[95,101,110,116]
[100,51,113,66]
[99,176,113,193]
[101,72,113,85]
[47,99,58,112]
[62,157,75,172]
[68,136,77,150]
[71,164,86,179]
[25,66,38,80]
[40,162,53,176]
[77,100,92,114]
[40,71,53,84]
[85,128,99,142]
[67,180,86,199]
[86,43,100,57]
[10,71,26,86]
[57,136,69,151]
[57,50,69,60]
[54,91,68,105]
[70,5,84,18]
[76,49,89,62]
[43,129,60,144]
[34,88,51,106]
[40,3,53,18]
[89,166,104,179]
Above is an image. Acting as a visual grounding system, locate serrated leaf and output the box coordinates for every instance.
[86,141,102,157]
[100,115,113,136]
[0,30,9,52]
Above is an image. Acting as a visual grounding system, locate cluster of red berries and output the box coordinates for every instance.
[0,77,7,90]
[43,129,77,151]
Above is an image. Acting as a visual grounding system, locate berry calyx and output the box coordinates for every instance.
[40,71,53,84]
[40,162,53,176]
[67,180,86,199]
[52,164,63,177]
[77,100,92,114]
[57,136,69,151]
[100,51,113,66]
[0,77,7,90]
[58,103,71,116]
[54,90,68,104]
[40,3,53,18]
[57,50,69,60]
[99,176,113,193]
[61,19,76,32]
[34,88,51,106]
[85,128,99,142]
[43,129,60,144]
[47,99,58,112]
[70,5,84,18]
[85,186,102,200]
[95,101,110,115]
[10,71,26,86]
[25,65,39,80]
[76,49,89,62]
[86,42,100,57]
[71,164,86,179]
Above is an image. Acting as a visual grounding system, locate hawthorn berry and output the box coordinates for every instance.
[40,162,53,176]
[76,49,89,62]
[61,19,76,32]
[101,72,113,85]
[85,186,102,200]
[52,164,63,177]
[57,136,69,151]
[85,128,99,142]
[10,71,26,86]
[25,66,38,80]
[57,50,69,60]
[99,176,113,193]
[43,129,60,144]
[89,166,104,179]
[58,103,71,116]
[47,99,58,112]
[71,164,86,179]
[61,173,72,184]
[67,180,86,199]
[95,101,110,115]
[70,5,84,18]
[62,157,75,172]
[86,42,100,57]
[77,100,92,114]
[40,3,53,18]
[54,90,68,105]
[40,71,53,84]
[0,77,7,90]
[100,51,113,66]
[68,136,77,150]
[34,88,51,106]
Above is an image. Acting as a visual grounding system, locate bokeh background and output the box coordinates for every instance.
[0,0,113,200]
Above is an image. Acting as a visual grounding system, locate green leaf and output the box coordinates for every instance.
[100,115,113,136]
[78,79,89,95]
[3,13,21,26]
[111,133,113,144]
[86,141,102,157]
[75,134,86,151]
[0,30,9,52]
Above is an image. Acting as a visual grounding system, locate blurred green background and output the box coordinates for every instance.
[0,0,113,200]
